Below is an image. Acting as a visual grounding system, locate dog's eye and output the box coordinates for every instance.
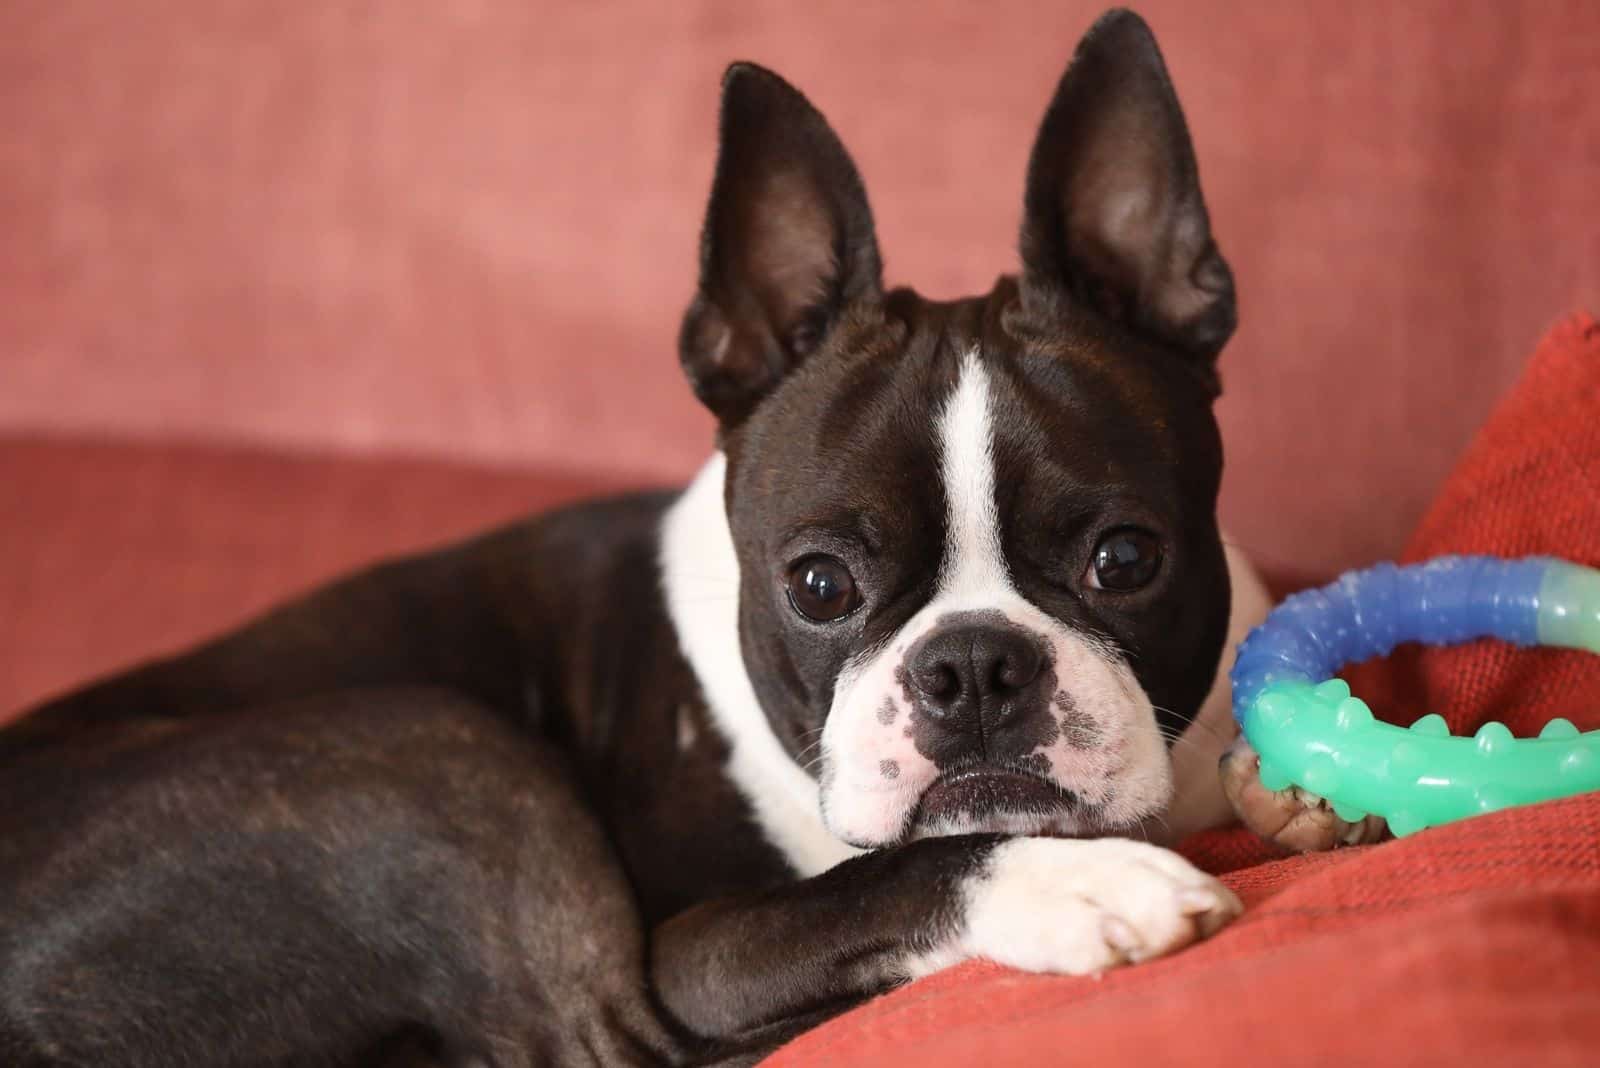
[1085,529,1163,592]
[786,555,861,622]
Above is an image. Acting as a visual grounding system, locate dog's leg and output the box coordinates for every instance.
[651,833,1240,1048]
[1202,543,1385,852]
[0,689,681,1068]
[1219,736,1388,851]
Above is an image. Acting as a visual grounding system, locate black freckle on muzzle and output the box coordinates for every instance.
[1053,690,1104,749]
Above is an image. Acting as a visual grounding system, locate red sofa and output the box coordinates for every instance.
[4,3,1598,1064]
[6,2,1600,713]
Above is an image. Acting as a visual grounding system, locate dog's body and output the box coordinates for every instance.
[0,11,1308,1066]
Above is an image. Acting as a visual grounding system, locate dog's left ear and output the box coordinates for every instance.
[1018,10,1235,388]
[680,63,883,426]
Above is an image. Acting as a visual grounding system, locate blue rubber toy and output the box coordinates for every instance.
[1230,556,1600,837]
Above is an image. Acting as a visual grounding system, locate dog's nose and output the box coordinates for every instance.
[906,622,1044,738]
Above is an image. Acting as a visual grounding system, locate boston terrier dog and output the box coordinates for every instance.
[0,10,1313,1067]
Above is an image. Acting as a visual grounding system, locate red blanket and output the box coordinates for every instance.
[768,313,1600,1067]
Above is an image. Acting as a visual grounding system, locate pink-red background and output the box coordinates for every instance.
[2,1,1598,711]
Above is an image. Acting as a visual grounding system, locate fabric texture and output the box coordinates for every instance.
[0,436,645,716]
[766,313,1600,1067]
[3,2,1599,580]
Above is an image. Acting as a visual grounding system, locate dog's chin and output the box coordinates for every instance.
[905,767,1089,841]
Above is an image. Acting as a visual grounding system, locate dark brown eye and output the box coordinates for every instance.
[786,555,861,622]
[1086,529,1163,592]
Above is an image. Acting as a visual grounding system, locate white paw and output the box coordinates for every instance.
[908,837,1242,978]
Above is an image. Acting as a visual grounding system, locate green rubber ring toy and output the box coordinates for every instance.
[1230,556,1600,837]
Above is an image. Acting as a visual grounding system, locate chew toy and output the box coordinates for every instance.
[1230,555,1600,837]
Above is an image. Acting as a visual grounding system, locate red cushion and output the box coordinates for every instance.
[766,312,1600,1066]
[6,5,1600,585]
[0,437,637,716]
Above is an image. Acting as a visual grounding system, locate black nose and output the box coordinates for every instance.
[906,621,1045,739]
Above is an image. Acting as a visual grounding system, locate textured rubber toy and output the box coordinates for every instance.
[1230,556,1600,837]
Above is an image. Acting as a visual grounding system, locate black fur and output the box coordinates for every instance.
[0,11,1235,1066]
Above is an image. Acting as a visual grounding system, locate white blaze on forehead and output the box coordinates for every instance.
[817,348,1174,847]
[663,355,1174,863]
[937,352,1010,598]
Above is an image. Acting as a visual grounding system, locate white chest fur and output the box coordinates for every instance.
[659,455,863,877]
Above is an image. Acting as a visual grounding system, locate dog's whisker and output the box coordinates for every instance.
[794,740,826,767]
[1156,727,1227,760]
[1153,705,1233,746]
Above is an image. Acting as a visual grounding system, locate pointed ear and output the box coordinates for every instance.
[1018,10,1235,386]
[679,63,883,425]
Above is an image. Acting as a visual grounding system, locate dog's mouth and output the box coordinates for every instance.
[911,761,1082,832]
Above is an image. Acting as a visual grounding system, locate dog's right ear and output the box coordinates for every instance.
[1017,10,1236,389]
[679,64,883,426]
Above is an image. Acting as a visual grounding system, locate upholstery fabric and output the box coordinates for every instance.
[3,2,1599,578]
[0,436,647,716]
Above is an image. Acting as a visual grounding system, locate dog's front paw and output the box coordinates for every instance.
[908,837,1241,978]
[1219,736,1387,851]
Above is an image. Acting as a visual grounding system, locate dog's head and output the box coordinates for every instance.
[675,10,1235,850]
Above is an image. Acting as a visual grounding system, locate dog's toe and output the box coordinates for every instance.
[904,838,1242,979]
[1219,737,1386,852]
